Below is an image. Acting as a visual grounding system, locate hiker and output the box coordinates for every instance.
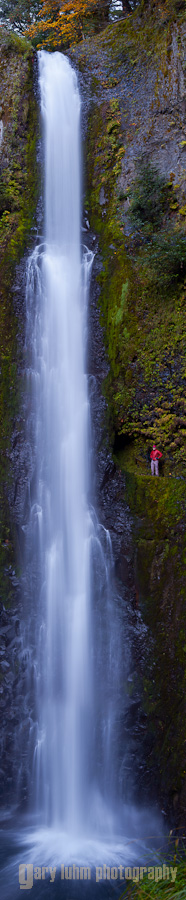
[150,444,162,476]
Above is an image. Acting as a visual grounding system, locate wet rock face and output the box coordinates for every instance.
[0,34,38,594]
[117,26,186,207]
[0,600,21,800]
[125,471,186,825]
[71,16,186,823]
[72,16,186,475]
[0,37,39,802]
[85,223,153,806]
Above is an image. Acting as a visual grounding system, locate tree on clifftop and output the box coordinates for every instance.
[0,0,43,31]
[26,0,111,48]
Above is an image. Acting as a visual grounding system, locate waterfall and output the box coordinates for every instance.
[21,49,128,838]
[0,55,164,900]
[0,45,167,900]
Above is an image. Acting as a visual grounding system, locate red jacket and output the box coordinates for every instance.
[150,448,162,460]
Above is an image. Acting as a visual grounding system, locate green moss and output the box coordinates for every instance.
[0,28,31,58]
[86,95,141,444]
[84,11,186,471]
[74,0,186,810]
[0,33,38,603]
[121,469,186,798]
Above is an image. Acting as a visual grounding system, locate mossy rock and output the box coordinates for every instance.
[0,31,38,602]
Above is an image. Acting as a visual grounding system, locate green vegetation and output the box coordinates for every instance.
[0,29,38,603]
[129,162,186,292]
[123,850,186,898]
[77,0,186,815]
[83,4,186,474]
[129,161,172,233]
[123,470,186,792]
[142,228,186,289]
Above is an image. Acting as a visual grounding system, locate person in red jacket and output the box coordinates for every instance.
[150,444,162,476]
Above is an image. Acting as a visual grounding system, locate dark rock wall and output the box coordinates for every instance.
[0,31,38,799]
[71,7,186,823]
[71,10,186,475]
[83,221,149,807]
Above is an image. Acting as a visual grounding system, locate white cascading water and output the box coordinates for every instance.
[0,57,164,900]
[22,50,126,838]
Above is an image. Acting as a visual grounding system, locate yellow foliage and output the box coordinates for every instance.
[27,0,100,48]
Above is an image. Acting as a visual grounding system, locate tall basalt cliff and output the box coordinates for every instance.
[0,30,38,593]
[0,30,38,794]
[1,7,186,824]
[71,6,186,824]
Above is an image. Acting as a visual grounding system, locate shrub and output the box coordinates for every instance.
[144,229,186,288]
[129,161,172,232]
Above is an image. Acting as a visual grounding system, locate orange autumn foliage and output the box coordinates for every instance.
[27,0,101,48]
